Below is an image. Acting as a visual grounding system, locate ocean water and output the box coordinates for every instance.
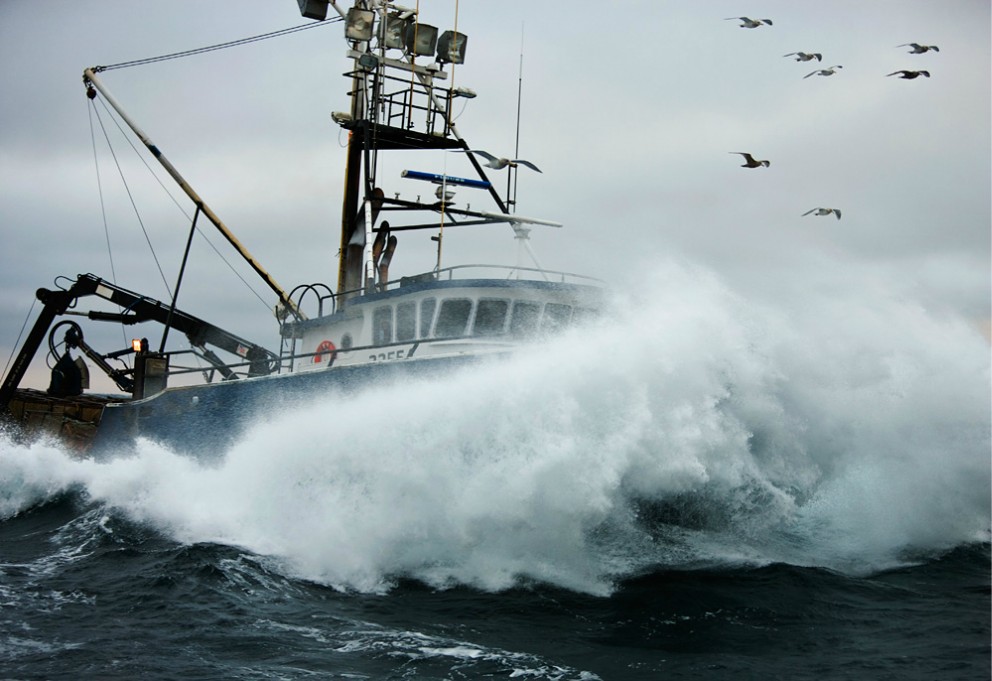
[2,264,990,679]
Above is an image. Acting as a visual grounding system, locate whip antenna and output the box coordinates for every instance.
[510,23,525,213]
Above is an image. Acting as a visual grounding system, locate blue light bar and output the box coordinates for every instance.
[401,170,491,190]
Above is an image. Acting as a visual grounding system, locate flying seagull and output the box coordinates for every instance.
[464,149,542,173]
[898,43,939,54]
[802,207,842,220]
[730,152,770,168]
[804,65,842,79]
[725,17,772,28]
[887,70,930,79]
[784,51,822,62]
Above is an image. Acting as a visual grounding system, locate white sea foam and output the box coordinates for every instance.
[1,260,989,593]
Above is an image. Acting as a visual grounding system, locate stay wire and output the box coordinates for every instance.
[1,299,37,383]
[93,18,341,73]
[88,99,130,354]
[90,99,174,300]
[85,19,337,316]
[87,102,119,286]
[92,96,273,314]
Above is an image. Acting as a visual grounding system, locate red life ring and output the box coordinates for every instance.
[314,340,336,365]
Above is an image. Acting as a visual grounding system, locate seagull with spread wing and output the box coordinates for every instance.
[803,207,842,220]
[784,51,822,62]
[464,150,542,173]
[804,65,843,79]
[730,152,770,168]
[887,70,930,79]
[898,43,939,53]
[725,16,772,28]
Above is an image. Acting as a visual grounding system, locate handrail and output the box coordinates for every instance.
[288,282,336,318]
[433,264,604,285]
[323,264,604,304]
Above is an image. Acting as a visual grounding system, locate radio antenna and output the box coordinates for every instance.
[510,23,524,213]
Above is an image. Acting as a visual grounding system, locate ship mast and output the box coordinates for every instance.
[299,0,560,302]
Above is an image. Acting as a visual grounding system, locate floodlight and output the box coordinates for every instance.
[345,7,374,41]
[437,31,468,64]
[297,0,328,20]
[405,22,438,56]
[384,13,410,50]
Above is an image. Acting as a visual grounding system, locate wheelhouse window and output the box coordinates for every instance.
[419,298,436,338]
[509,301,541,338]
[472,299,509,336]
[434,299,472,338]
[571,307,597,327]
[373,306,393,345]
[396,301,416,341]
[541,303,572,333]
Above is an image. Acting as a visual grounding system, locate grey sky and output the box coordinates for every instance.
[1,1,989,391]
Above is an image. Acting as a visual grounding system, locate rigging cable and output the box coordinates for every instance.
[87,102,119,286]
[89,98,174,300]
[85,20,335,315]
[88,97,131,355]
[93,18,340,72]
[1,299,37,383]
[92,96,273,314]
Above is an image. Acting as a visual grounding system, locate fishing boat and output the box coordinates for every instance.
[0,1,603,456]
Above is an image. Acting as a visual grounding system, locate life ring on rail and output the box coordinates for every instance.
[314,340,336,365]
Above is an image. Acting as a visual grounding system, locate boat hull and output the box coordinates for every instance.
[90,353,486,459]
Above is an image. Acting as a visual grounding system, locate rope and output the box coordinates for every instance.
[93,18,341,72]
[1,299,37,382]
[88,102,118,286]
[91,95,274,314]
[83,16,342,320]
[90,98,174,299]
[88,99,131,354]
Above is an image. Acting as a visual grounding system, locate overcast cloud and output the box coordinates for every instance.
[1,1,989,391]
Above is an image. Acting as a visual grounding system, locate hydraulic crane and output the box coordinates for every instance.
[0,273,277,413]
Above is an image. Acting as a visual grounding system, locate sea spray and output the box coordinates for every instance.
[1,260,988,593]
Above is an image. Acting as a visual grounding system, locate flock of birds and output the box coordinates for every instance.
[724,17,940,221]
[454,19,940,225]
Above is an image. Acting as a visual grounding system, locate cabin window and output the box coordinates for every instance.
[509,301,541,337]
[420,298,436,338]
[473,299,509,336]
[396,301,416,341]
[571,307,597,327]
[541,303,572,333]
[434,299,472,338]
[373,306,393,345]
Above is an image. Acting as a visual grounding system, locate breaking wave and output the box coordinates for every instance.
[2,260,989,594]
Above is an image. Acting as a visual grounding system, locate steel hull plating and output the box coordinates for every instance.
[91,353,484,458]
